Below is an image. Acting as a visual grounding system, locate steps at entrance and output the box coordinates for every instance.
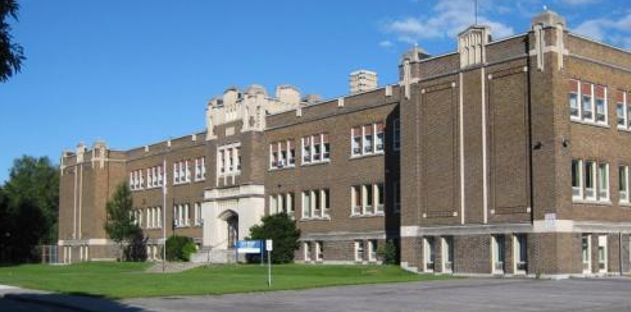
[190,247,238,264]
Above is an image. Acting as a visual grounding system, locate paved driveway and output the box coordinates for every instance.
[126,278,631,312]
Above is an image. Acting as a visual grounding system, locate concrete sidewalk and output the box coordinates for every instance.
[0,285,147,312]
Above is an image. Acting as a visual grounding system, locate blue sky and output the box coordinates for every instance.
[0,0,629,182]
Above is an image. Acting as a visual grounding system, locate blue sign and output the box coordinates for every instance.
[236,240,263,254]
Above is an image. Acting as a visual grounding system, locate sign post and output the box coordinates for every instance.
[266,239,273,287]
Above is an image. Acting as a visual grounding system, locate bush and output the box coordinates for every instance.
[249,213,300,264]
[377,239,399,265]
[165,235,196,262]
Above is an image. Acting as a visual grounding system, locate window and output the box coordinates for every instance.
[617,91,627,128]
[598,235,607,273]
[492,235,505,274]
[352,127,362,156]
[620,166,629,203]
[301,134,330,165]
[316,241,324,262]
[569,79,608,125]
[184,204,190,226]
[269,140,296,169]
[173,161,190,184]
[582,234,592,273]
[368,240,378,262]
[301,189,329,219]
[351,183,385,216]
[569,80,580,119]
[304,242,312,262]
[218,144,241,176]
[514,234,527,274]
[585,161,596,200]
[572,160,583,199]
[393,118,401,151]
[194,203,202,226]
[354,240,364,262]
[598,163,609,201]
[424,237,435,272]
[195,157,206,181]
[375,122,384,152]
[442,237,454,273]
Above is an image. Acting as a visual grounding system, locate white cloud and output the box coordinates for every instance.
[573,13,631,49]
[381,0,515,45]
[557,0,597,5]
[379,40,394,48]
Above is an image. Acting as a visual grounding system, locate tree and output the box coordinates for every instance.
[165,235,196,262]
[249,213,300,264]
[104,182,142,261]
[3,156,59,245]
[0,0,25,82]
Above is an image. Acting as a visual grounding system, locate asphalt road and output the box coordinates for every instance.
[0,298,77,312]
[126,278,631,312]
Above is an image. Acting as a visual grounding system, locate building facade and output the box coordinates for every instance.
[59,10,631,277]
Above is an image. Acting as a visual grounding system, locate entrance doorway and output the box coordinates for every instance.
[227,214,239,248]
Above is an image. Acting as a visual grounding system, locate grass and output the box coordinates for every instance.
[0,262,453,299]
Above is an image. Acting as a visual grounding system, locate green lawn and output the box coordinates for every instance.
[0,262,452,299]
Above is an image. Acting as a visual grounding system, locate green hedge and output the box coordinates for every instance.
[165,235,196,262]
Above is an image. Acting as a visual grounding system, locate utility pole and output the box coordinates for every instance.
[162,158,167,273]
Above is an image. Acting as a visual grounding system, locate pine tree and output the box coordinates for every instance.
[104,182,141,261]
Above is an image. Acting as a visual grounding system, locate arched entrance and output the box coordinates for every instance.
[227,214,238,248]
[218,210,239,249]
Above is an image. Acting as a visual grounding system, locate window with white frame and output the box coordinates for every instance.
[620,166,629,204]
[218,144,241,176]
[598,163,610,201]
[354,240,364,262]
[195,157,206,181]
[393,118,401,151]
[304,242,312,262]
[269,193,295,217]
[173,204,189,228]
[514,234,527,274]
[492,235,505,274]
[598,235,607,272]
[130,170,145,190]
[351,122,385,157]
[582,234,591,273]
[301,134,330,165]
[301,189,329,219]
[315,241,323,262]
[569,79,608,125]
[351,183,385,216]
[586,160,596,200]
[270,140,296,169]
[573,159,610,203]
[194,203,202,226]
[572,159,583,200]
[368,240,378,262]
[423,237,435,272]
[616,91,629,129]
[173,160,190,184]
[442,236,454,272]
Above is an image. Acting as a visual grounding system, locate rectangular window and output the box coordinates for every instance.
[195,203,202,226]
[585,161,596,200]
[569,80,580,119]
[322,189,330,217]
[376,183,384,214]
[288,141,296,165]
[617,91,626,128]
[598,163,609,201]
[368,240,378,262]
[302,191,312,219]
[313,135,321,161]
[352,127,362,156]
[287,193,294,218]
[304,242,312,262]
[492,235,505,274]
[355,240,364,262]
[620,166,629,203]
[582,234,591,273]
[302,137,311,163]
[572,159,583,200]
[514,234,527,274]
[316,241,323,262]
[313,190,321,217]
[598,235,607,272]
[363,125,373,154]
[393,118,401,151]
[442,237,454,273]
[424,237,435,272]
[279,145,287,168]
[352,186,362,215]
[323,134,330,160]
[364,184,373,214]
[375,122,384,152]
[595,85,607,124]
[581,82,594,121]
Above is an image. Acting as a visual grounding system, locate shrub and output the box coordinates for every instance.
[249,213,300,264]
[377,239,399,265]
[165,235,196,262]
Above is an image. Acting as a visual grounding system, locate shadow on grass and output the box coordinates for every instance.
[4,293,148,312]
